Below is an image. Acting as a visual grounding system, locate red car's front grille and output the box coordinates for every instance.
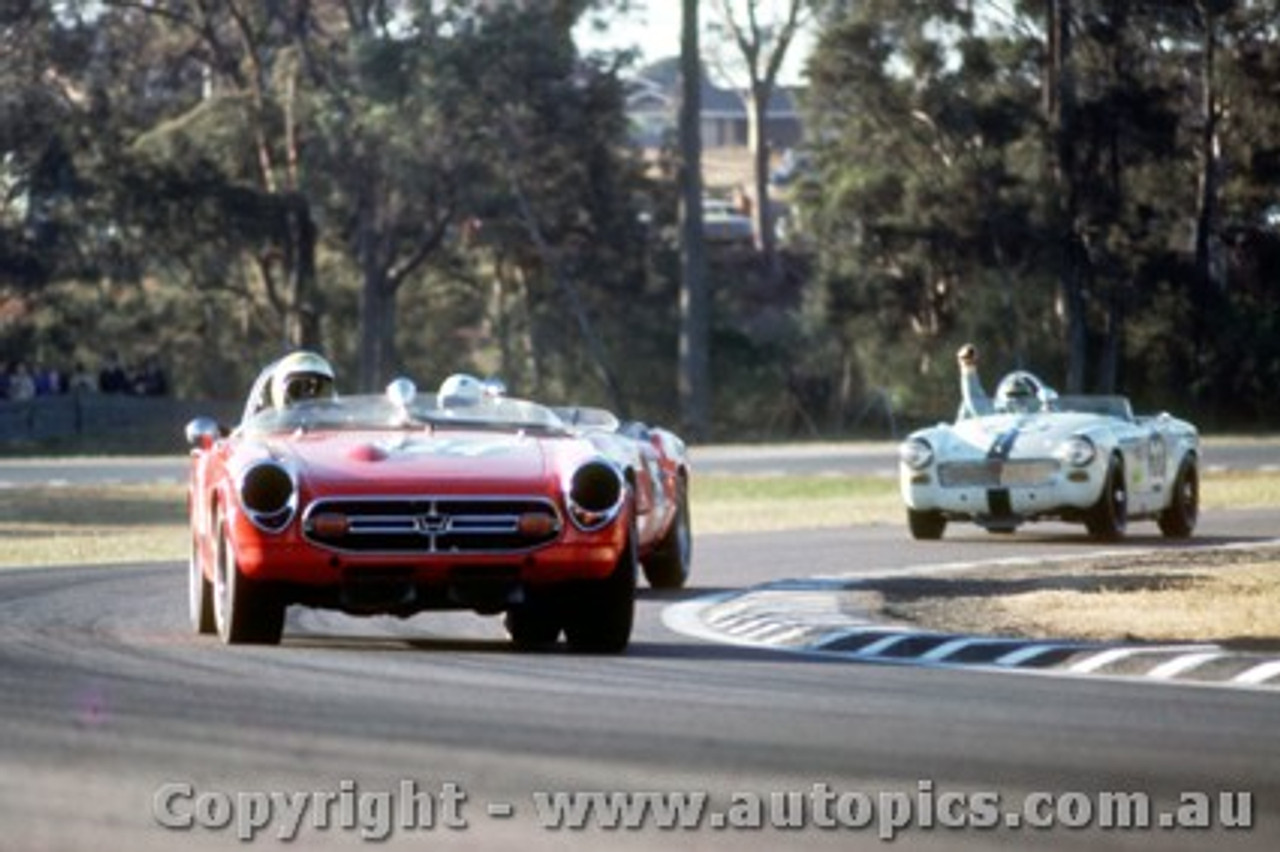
[302,496,562,554]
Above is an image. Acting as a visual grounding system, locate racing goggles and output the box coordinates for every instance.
[283,373,333,404]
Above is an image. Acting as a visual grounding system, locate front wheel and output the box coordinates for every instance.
[907,509,946,540]
[562,526,637,654]
[1085,457,1128,541]
[189,534,215,635]
[213,515,285,645]
[1158,459,1198,539]
[504,601,562,650]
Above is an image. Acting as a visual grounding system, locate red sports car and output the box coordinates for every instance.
[552,406,692,590]
[185,377,688,653]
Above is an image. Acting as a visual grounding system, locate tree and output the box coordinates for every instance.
[678,0,711,439]
[435,1,646,411]
[103,0,324,352]
[706,0,810,280]
[804,0,1049,415]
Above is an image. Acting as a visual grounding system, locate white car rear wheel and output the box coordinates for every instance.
[1085,457,1127,541]
[1158,459,1198,539]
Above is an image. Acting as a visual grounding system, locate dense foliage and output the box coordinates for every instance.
[801,0,1280,430]
[2,0,1278,437]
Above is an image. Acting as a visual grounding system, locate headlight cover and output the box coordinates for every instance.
[237,461,298,532]
[565,459,626,531]
[898,438,934,471]
[1056,435,1097,468]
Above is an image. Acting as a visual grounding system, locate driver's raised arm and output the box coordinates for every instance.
[957,343,993,419]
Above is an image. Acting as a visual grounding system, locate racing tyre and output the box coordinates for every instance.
[907,509,946,540]
[504,602,562,650]
[213,515,285,645]
[189,534,215,635]
[641,482,691,589]
[563,525,637,654]
[1085,456,1128,541]
[1157,458,1198,539]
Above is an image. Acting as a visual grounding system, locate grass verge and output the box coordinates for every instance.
[1,471,1276,649]
[0,483,187,568]
[868,547,1280,651]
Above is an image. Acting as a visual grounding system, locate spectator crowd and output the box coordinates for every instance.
[0,352,168,402]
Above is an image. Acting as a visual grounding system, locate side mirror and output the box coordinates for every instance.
[185,417,222,451]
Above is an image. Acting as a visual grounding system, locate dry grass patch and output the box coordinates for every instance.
[0,483,187,568]
[1201,470,1280,509]
[876,547,1280,650]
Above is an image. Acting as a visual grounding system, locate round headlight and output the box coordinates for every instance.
[898,438,934,471]
[1057,435,1097,467]
[238,461,297,531]
[565,459,625,531]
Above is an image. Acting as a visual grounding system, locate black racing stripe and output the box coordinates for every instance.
[987,425,1021,519]
[987,426,1021,461]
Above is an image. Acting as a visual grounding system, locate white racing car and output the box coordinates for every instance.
[898,359,1200,541]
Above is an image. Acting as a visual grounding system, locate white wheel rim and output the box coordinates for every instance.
[213,529,230,637]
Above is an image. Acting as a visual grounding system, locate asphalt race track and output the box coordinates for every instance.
[1,504,1277,851]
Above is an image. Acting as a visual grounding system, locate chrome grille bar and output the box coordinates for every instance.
[938,459,1060,488]
[302,495,561,554]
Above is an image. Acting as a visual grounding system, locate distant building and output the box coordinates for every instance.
[625,58,803,150]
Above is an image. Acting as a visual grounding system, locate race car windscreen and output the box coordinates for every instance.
[241,395,569,435]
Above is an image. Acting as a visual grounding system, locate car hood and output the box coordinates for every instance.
[257,429,579,494]
[929,412,1107,459]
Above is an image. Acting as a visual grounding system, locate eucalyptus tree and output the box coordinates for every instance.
[803,0,1047,415]
[422,1,647,410]
[88,0,331,356]
[706,0,810,280]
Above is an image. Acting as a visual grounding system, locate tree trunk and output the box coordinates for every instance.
[747,84,779,281]
[356,200,397,393]
[283,194,320,349]
[1047,0,1089,393]
[678,0,711,440]
[358,274,398,393]
[1192,4,1218,368]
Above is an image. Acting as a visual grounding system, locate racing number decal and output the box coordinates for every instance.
[1148,433,1167,484]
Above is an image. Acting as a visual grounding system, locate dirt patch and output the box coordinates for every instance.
[855,545,1280,652]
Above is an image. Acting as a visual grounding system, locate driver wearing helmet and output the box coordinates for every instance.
[956,344,1054,419]
[994,371,1044,414]
[436,373,485,408]
[242,350,337,422]
[270,351,337,410]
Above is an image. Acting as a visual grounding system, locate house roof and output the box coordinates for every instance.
[626,57,801,119]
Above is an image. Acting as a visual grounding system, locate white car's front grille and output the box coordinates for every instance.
[938,459,1060,488]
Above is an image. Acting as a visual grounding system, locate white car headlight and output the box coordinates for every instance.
[898,438,934,471]
[1057,435,1097,467]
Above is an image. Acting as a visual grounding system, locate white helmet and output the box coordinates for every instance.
[269,351,336,410]
[995,371,1048,414]
[437,373,484,407]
